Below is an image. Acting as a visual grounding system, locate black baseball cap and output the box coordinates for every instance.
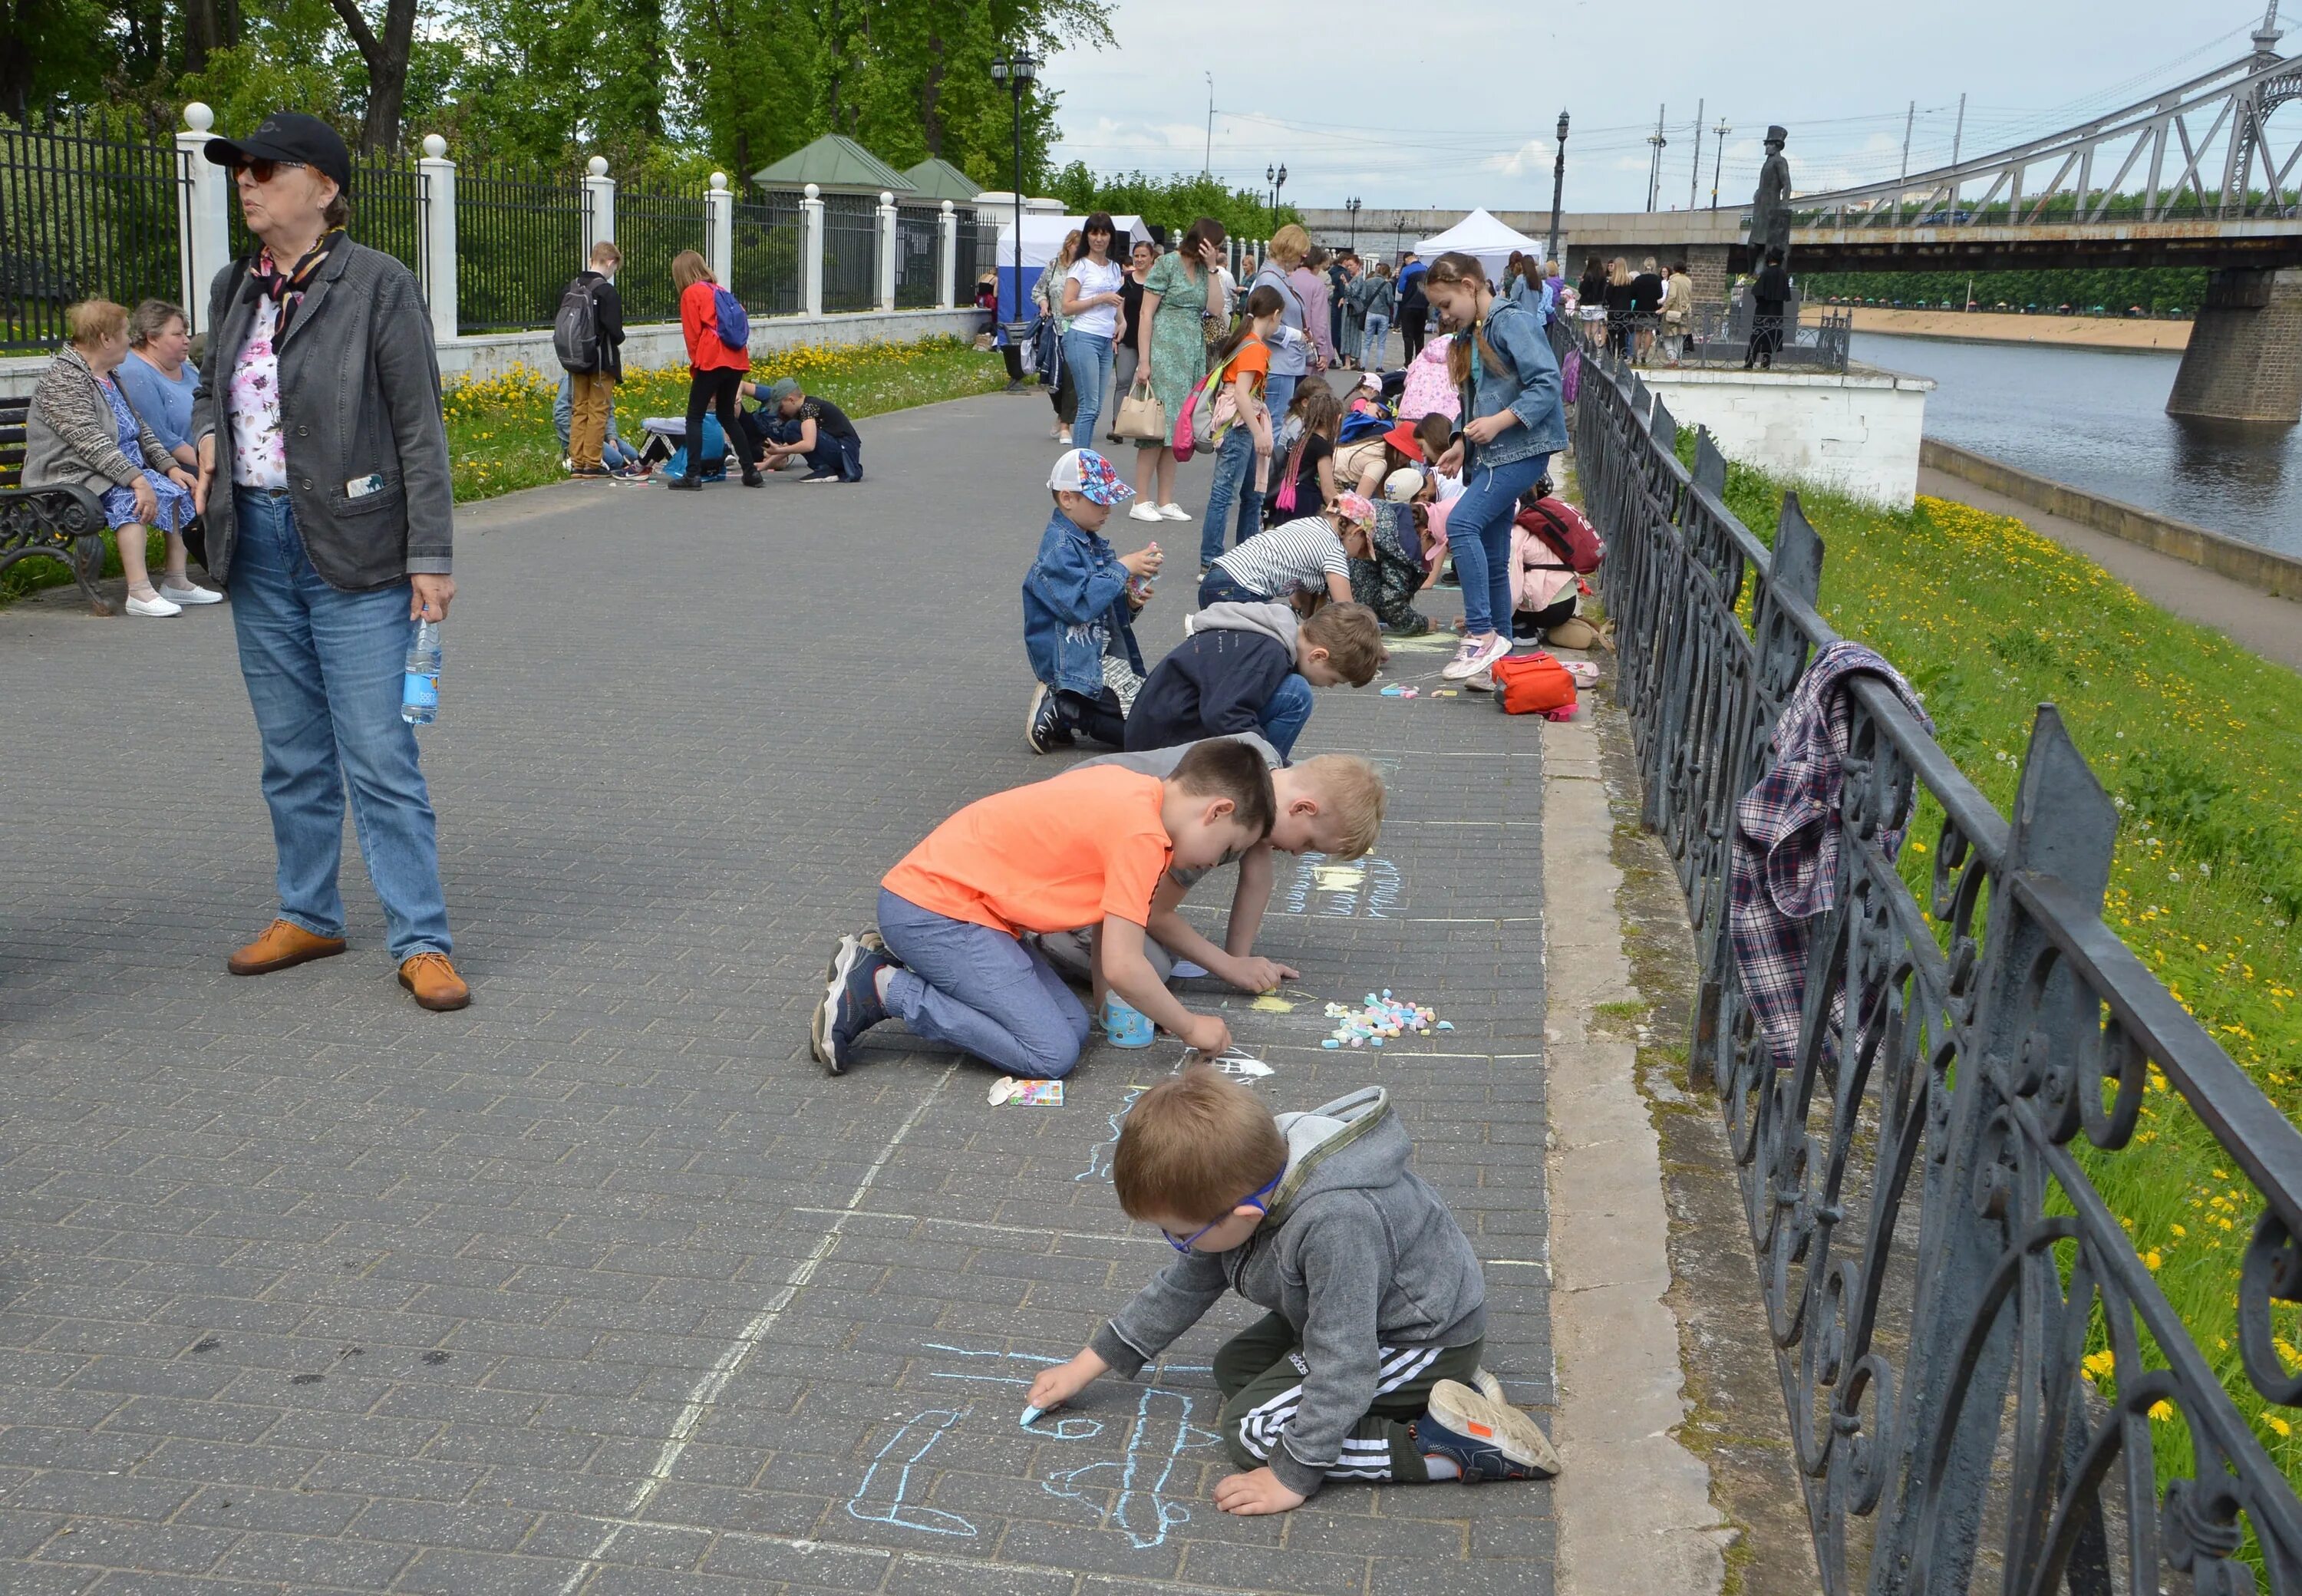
[205,112,352,196]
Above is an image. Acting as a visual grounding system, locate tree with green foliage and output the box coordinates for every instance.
[1803,266,2206,316]
[1047,162,1298,242]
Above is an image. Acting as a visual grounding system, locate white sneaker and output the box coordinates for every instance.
[124,591,183,618]
[1157,503,1192,521]
[1127,503,1164,523]
[1442,633,1511,681]
[159,580,223,605]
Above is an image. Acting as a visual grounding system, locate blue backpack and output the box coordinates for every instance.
[665,414,729,480]
[712,286,749,350]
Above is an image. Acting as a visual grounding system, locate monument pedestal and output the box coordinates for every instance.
[1644,364,1934,509]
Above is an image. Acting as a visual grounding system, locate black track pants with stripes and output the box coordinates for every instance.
[1212,1311,1483,1483]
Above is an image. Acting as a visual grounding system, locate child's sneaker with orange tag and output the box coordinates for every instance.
[1414,1377,1562,1482]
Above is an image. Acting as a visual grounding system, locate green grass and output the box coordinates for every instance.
[1687,439,2302,1486]
[3,336,1007,609]
[443,335,1007,502]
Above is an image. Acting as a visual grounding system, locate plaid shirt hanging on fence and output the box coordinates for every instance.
[1729,640,1933,1070]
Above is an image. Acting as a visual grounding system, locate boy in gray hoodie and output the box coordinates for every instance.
[1027,1067,1560,1513]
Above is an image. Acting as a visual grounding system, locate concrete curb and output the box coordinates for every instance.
[1542,702,1730,1594]
[1921,437,2302,602]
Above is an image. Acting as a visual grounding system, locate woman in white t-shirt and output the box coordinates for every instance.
[1059,211,1126,449]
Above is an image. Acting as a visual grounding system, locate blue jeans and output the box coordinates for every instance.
[229,490,451,961]
[1259,673,1314,760]
[1197,566,1270,607]
[1199,425,1266,567]
[1263,373,1299,434]
[1064,329,1115,449]
[877,889,1091,1080]
[1360,314,1390,368]
[1447,452,1552,637]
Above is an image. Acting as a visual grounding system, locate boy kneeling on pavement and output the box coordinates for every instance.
[1028,1065,1562,1512]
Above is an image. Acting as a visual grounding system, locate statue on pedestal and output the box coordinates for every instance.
[1751,125,1792,269]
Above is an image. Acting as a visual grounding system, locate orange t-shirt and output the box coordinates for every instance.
[882,766,1173,936]
[1228,336,1271,398]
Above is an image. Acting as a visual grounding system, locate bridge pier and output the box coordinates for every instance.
[2166,268,2302,425]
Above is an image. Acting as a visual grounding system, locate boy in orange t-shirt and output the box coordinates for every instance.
[812,740,1275,1080]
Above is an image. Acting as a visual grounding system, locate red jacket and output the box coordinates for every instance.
[681,279,749,372]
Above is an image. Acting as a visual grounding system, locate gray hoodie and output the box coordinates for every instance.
[1089,1087,1486,1497]
[1186,599,1298,651]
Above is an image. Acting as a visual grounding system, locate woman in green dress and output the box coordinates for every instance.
[1130,216,1226,519]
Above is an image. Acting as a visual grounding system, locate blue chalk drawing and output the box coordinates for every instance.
[1041,1382,1222,1549]
[846,1407,975,1537]
[1077,1085,1146,1182]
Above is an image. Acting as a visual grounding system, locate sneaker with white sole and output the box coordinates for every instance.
[124,591,183,618]
[1442,633,1511,681]
[1127,503,1164,523]
[1025,682,1072,754]
[811,934,892,1074]
[159,580,223,605]
[1415,1377,1562,1481]
[1156,503,1192,522]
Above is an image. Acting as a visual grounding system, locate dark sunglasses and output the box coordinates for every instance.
[234,157,306,184]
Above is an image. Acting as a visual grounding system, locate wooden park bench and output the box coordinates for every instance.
[0,394,114,615]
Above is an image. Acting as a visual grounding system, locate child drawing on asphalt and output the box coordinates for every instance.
[1027,1065,1562,1514]
[1024,449,1162,753]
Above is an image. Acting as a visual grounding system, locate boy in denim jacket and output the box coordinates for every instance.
[1024,449,1164,753]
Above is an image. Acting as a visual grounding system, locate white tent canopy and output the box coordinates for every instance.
[1413,209,1543,286]
[992,212,1154,272]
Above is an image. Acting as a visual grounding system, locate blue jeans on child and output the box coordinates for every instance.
[1064,329,1115,449]
[1196,566,1270,607]
[229,490,453,961]
[1199,425,1267,567]
[1259,674,1314,759]
[876,889,1092,1080]
[1446,452,1552,637]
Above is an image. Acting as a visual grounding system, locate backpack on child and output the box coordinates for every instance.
[553,275,602,372]
[1516,499,1605,575]
[711,286,749,351]
[1174,348,1244,462]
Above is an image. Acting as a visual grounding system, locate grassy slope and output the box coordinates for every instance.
[1700,446,2302,1480]
[3,337,1006,606]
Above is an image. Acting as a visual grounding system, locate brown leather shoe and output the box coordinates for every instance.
[397,952,471,1012]
[227,918,348,976]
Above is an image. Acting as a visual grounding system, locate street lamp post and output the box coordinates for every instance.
[1345,196,1360,251]
[1710,118,1730,209]
[1546,110,1569,264]
[1265,163,1288,219]
[988,45,1040,331]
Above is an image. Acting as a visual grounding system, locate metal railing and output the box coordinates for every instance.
[730,196,801,318]
[454,160,582,333]
[820,196,877,315]
[1555,316,2302,1594]
[614,180,709,324]
[895,206,939,309]
[1,114,187,351]
[955,212,999,305]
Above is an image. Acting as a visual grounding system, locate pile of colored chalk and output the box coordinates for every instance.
[1321,990,1453,1049]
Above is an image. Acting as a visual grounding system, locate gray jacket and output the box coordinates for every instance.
[24,345,175,500]
[1186,599,1298,652]
[1090,1087,1486,1498]
[193,239,453,592]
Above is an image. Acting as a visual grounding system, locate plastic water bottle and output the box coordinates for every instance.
[401,620,442,725]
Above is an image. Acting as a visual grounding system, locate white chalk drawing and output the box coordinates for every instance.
[1077,1084,1147,1182]
[1280,852,1404,918]
[1205,1047,1272,1079]
[1042,1382,1222,1549]
[846,1407,974,1537]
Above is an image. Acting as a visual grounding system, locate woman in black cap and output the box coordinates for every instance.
[189,112,470,1013]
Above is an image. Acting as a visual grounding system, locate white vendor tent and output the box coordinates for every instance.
[991,213,1154,317]
[1414,209,1543,286]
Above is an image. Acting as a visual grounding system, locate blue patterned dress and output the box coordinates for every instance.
[96,376,194,533]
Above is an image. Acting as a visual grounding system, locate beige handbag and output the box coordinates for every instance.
[1114,379,1167,442]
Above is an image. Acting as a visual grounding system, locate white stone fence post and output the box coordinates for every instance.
[175,104,229,335]
[800,183,825,317]
[582,154,615,265]
[938,200,958,308]
[417,134,458,346]
[706,172,734,286]
[876,190,899,313]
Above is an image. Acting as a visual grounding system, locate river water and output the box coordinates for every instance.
[1849,332,2302,559]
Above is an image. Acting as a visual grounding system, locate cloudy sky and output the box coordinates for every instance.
[1041,0,2287,214]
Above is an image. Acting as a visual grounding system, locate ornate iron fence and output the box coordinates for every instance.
[895,206,939,308]
[614,180,708,325]
[455,160,582,333]
[0,114,187,351]
[954,211,998,302]
[731,196,801,318]
[1555,317,2302,1595]
[820,195,877,314]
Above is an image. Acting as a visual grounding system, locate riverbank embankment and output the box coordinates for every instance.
[1846,306,2190,351]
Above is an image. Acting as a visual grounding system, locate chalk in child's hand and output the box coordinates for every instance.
[1020,1406,1044,1428]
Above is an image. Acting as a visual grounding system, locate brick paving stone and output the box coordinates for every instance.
[0,382,1552,1594]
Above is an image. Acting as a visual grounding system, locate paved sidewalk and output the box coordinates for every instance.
[0,391,1553,1594]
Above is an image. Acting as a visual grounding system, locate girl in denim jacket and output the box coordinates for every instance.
[1418,252,1567,682]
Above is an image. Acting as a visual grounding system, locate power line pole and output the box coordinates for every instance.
[1710,118,1729,209]
[1547,110,1570,263]
[1689,97,1703,213]
[1645,104,1667,212]
[1203,73,1213,176]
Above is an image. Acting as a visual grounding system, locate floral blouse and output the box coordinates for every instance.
[227,294,289,490]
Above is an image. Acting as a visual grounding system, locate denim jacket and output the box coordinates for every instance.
[1022,508,1146,697]
[1461,294,1567,470]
